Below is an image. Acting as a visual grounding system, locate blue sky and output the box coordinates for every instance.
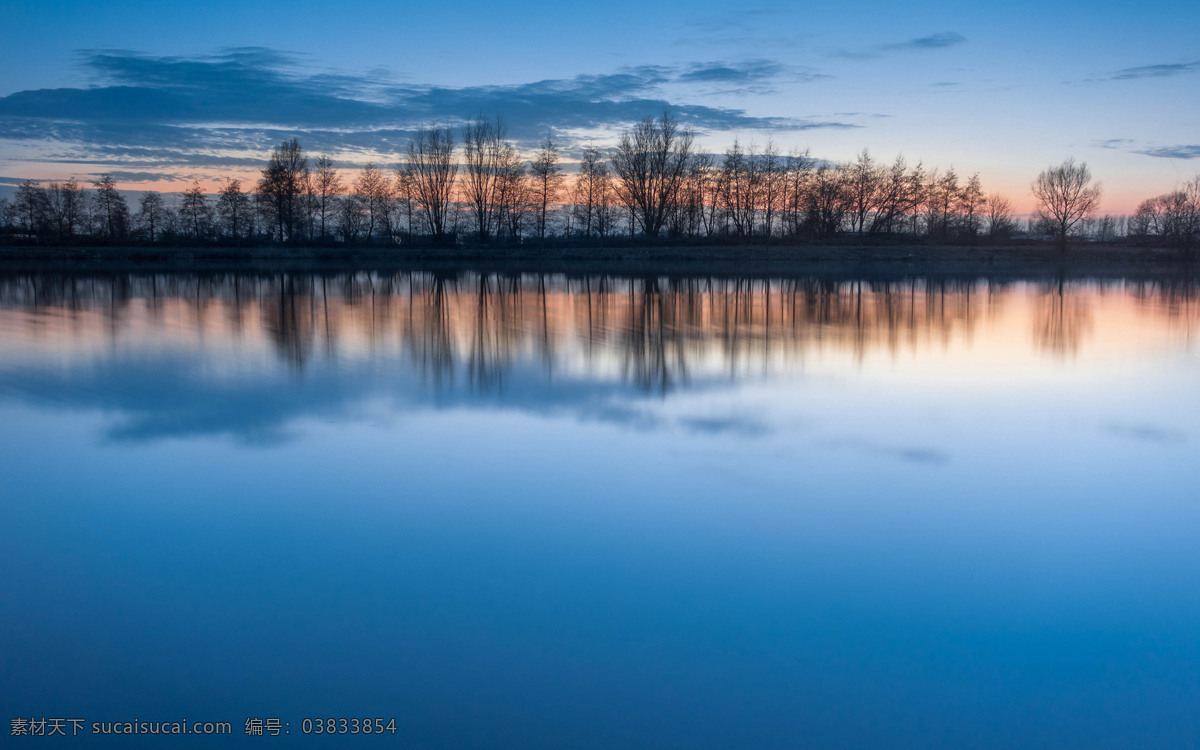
[0,0,1196,211]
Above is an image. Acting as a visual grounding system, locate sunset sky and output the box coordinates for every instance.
[0,0,1196,212]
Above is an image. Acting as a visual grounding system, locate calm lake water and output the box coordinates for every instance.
[2,270,1198,748]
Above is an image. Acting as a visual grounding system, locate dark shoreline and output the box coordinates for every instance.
[0,242,1194,280]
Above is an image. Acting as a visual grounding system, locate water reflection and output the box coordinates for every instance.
[3,270,1200,748]
[3,272,1196,390]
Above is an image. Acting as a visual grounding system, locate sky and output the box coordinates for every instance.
[0,0,1197,212]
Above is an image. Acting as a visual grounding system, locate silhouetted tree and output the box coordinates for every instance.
[462,116,514,242]
[135,191,167,242]
[958,173,985,239]
[496,159,530,240]
[45,179,85,241]
[404,127,457,241]
[869,156,922,234]
[1032,158,1102,250]
[720,139,760,237]
[337,189,367,242]
[804,164,850,236]
[394,167,416,243]
[217,178,252,241]
[610,111,694,237]
[180,181,212,240]
[12,180,48,241]
[1132,176,1200,250]
[529,135,563,240]
[924,167,960,240]
[257,138,309,242]
[92,174,129,241]
[985,193,1015,239]
[312,155,343,241]
[572,145,611,238]
[355,163,393,241]
[846,148,880,234]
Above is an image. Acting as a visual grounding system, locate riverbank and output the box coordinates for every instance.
[0,242,1193,279]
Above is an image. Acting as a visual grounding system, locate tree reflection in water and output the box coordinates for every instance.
[1,271,1195,393]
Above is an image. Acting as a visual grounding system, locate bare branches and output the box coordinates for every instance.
[610,111,694,237]
[1032,158,1102,250]
[257,138,308,242]
[529,136,563,241]
[404,127,458,241]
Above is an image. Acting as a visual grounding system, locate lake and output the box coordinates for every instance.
[2,270,1198,747]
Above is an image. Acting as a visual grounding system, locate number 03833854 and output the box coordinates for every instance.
[300,718,397,734]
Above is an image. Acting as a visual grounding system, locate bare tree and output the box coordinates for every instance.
[804,164,850,236]
[869,156,922,234]
[338,189,368,243]
[781,149,814,237]
[984,193,1015,240]
[394,167,416,243]
[405,127,458,241]
[45,179,85,241]
[12,180,48,241]
[462,116,515,242]
[924,167,960,240]
[92,174,129,241]
[529,135,564,240]
[846,148,880,234]
[610,111,694,237]
[180,181,212,241]
[355,163,393,241]
[720,139,755,237]
[496,159,531,240]
[958,173,985,239]
[257,137,308,242]
[1032,158,1102,250]
[217,178,252,241]
[136,192,166,242]
[572,145,612,239]
[312,155,343,241]
[1131,176,1200,250]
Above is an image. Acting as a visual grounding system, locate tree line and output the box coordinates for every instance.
[2,112,1198,251]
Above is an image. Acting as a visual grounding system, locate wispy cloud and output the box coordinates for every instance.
[834,32,966,60]
[881,32,966,52]
[677,60,785,85]
[0,48,849,176]
[1097,138,1200,160]
[1080,58,1200,84]
[1135,145,1200,160]
[1109,59,1200,80]
[674,59,828,94]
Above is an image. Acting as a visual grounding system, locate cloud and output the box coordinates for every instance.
[881,32,966,52]
[1097,138,1200,160]
[101,171,194,183]
[1108,60,1200,80]
[678,60,785,85]
[0,48,849,176]
[835,32,965,60]
[1134,145,1200,160]
[672,59,828,95]
[1079,58,1200,84]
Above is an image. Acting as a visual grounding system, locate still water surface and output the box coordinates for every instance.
[2,271,1198,747]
